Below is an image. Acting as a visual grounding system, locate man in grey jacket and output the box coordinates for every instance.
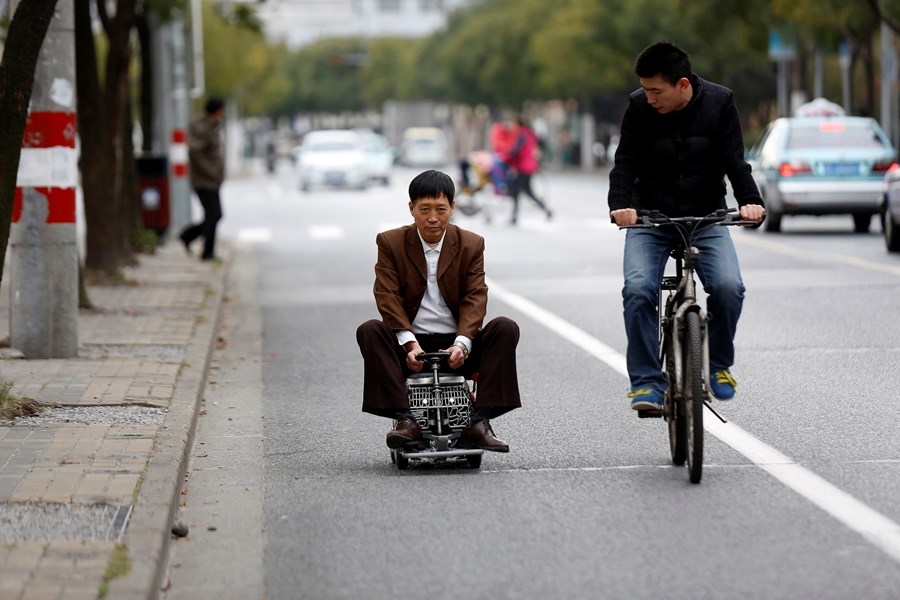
[180,96,226,261]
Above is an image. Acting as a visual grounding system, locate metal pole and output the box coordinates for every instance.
[190,0,205,99]
[814,48,824,99]
[777,59,789,117]
[169,19,191,238]
[881,22,898,149]
[9,0,79,358]
[840,41,852,114]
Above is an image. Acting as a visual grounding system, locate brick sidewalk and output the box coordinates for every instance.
[0,242,227,600]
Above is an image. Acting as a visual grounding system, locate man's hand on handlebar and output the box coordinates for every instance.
[406,342,465,371]
[610,208,638,227]
[739,203,766,225]
[439,344,466,369]
[405,342,425,372]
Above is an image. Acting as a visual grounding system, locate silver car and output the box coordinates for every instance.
[880,166,900,252]
[747,116,897,233]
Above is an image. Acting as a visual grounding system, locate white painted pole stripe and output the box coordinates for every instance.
[16,147,79,187]
[486,276,900,565]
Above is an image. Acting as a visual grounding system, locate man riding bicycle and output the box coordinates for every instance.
[608,41,766,413]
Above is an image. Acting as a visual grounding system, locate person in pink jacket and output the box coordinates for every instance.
[503,115,552,225]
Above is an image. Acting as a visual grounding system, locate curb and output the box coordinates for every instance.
[105,253,230,599]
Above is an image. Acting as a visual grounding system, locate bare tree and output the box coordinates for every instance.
[75,0,139,279]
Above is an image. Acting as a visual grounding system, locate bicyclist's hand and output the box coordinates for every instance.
[405,343,425,372]
[610,208,638,227]
[739,203,766,224]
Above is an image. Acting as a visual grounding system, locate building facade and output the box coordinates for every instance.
[259,0,476,47]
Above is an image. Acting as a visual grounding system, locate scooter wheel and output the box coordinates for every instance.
[396,452,409,470]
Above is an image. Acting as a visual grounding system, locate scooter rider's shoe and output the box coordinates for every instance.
[386,417,422,449]
[462,419,509,453]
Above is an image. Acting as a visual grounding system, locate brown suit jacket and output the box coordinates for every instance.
[373,224,487,338]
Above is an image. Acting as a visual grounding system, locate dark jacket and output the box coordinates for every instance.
[373,224,487,340]
[608,75,763,217]
[188,114,225,191]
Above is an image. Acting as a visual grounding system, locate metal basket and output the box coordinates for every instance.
[406,374,473,429]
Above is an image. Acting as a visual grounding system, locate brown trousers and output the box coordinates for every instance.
[356,316,521,419]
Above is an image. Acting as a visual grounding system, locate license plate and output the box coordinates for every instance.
[823,162,861,176]
[325,171,346,184]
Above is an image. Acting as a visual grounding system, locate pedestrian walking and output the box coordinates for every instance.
[180,96,226,261]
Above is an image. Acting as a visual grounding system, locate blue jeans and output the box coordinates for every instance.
[622,224,745,393]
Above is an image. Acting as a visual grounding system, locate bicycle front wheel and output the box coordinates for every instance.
[664,327,686,466]
[683,311,704,484]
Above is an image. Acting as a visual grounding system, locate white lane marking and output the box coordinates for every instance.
[705,417,900,564]
[486,276,900,565]
[487,278,628,377]
[309,225,344,240]
[237,228,273,243]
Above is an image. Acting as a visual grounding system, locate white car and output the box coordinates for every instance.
[357,129,395,186]
[296,130,368,191]
[400,127,448,167]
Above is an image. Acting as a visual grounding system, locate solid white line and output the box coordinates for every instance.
[487,278,628,377]
[486,276,900,565]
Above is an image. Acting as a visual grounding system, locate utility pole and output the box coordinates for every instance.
[881,22,898,150]
[9,0,78,358]
[165,19,189,236]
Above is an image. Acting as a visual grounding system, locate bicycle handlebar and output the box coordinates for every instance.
[619,208,759,230]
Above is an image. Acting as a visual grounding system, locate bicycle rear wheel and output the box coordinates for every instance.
[684,311,704,484]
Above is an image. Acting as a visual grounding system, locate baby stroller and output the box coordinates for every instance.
[455,151,509,224]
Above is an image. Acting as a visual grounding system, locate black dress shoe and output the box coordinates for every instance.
[461,419,509,452]
[386,417,422,449]
[178,231,192,256]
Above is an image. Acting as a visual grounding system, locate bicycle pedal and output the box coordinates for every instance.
[637,409,663,419]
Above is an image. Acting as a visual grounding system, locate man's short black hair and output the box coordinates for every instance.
[634,41,692,85]
[205,96,225,115]
[409,169,455,204]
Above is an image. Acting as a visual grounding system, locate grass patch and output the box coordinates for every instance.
[98,544,131,598]
[0,380,42,420]
[132,228,159,255]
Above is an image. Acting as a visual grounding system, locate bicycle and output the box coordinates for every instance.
[621,208,754,483]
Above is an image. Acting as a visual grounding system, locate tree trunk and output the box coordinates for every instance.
[76,0,138,278]
[136,10,154,153]
[0,0,60,288]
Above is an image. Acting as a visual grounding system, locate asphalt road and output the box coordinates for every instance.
[163,160,900,600]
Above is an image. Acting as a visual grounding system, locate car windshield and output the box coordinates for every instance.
[306,140,357,151]
[787,122,887,150]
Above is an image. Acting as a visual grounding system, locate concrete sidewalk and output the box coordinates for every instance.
[0,241,229,600]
